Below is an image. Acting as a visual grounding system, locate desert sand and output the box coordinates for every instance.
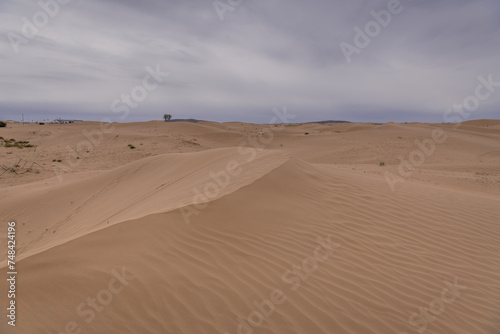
[1,120,499,334]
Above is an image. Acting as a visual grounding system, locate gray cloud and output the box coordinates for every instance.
[0,0,499,122]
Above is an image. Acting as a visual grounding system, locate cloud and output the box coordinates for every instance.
[0,0,499,122]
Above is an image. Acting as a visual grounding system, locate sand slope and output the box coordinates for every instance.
[0,147,288,261]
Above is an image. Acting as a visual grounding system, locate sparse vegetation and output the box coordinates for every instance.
[305,132,309,135]
[379,162,385,166]
[1,137,35,149]
[128,144,136,149]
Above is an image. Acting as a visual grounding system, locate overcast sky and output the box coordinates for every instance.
[1,0,499,123]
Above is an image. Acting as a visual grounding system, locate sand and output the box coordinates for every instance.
[1,120,499,334]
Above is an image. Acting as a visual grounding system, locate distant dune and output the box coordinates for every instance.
[1,120,499,334]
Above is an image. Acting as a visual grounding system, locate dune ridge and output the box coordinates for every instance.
[0,147,289,263]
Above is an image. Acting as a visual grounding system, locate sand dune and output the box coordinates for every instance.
[0,147,288,261]
[1,120,499,333]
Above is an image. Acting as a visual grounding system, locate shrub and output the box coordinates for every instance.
[0,121,6,127]
[3,138,34,148]
[379,162,385,166]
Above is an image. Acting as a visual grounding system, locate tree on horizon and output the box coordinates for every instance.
[163,114,172,122]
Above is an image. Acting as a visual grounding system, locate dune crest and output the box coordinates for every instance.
[0,147,289,263]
